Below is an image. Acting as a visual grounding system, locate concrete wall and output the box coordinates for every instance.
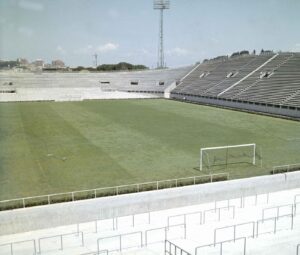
[171,94,300,119]
[1,172,300,236]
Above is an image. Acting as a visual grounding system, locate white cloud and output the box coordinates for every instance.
[56,45,66,55]
[166,47,189,57]
[18,0,44,11]
[96,43,119,53]
[75,43,119,56]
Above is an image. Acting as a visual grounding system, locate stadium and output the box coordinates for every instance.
[1,1,300,255]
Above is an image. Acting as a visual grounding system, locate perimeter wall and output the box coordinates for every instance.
[1,172,300,235]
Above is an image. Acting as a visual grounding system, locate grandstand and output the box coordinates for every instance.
[171,52,300,119]
[0,66,191,102]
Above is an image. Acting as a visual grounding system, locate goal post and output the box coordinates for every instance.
[200,143,256,171]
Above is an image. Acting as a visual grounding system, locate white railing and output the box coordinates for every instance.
[165,240,192,255]
[97,231,143,253]
[38,232,84,254]
[272,163,300,174]
[0,172,229,211]
[0,239,36,255]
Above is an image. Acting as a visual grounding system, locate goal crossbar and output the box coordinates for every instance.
[200,143,256,171]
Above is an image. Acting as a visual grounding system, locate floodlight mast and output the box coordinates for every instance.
[93,53,98,68]
[153,0,170,69]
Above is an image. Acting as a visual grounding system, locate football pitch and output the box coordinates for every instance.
[0,99,299,200]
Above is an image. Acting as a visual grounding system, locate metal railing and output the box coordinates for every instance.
[0,172,229,211]
[272,163,300,174]
[294,194,300,215]
[203,205,235,224]
[214,221,255,245]
[297,244,300,255]
[239,193,269,208]
[165,240,192,255]
[167,211,202,228]
[97,231,142,253]
[145,223,186,246]
[38,231,84,254]
[195,237,247,255]
[256,214,294,237]
[0,239,36,255]
[262,204,294,221]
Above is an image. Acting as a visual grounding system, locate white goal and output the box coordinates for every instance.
[200,143,256,171]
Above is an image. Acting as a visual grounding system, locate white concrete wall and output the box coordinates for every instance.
[0,88,159,102]
[1,172,300,236]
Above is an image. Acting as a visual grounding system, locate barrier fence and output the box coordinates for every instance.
[294,194,300,215]
[165,240,192,255]
[214,221,255,245]
[272,163,300,174]
[167,211,202,228]
[75,212,151,234]
[145,223,186,246]
[195,237,247,255]
[0,172,229,211]
[38,232,84,254]
[256,214,294,237]
[97,231,143,253]
[262,204,294,221]
[0,239,36,255]
[203,205,235,224]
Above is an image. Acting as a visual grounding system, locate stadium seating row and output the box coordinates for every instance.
[171,52,300,118]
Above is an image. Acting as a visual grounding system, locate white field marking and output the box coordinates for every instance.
[286,138,300,141]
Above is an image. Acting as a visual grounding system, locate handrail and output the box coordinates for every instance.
[195,237,246,255]
[203,205,235,224]
[0,239,36,255]
[256,214,294,237]
[262,204,294,221]
[214,221,255,245]
[97,231,142,253]
[167,211,202,228]
[38,231,84,254]
[272,163,300,174]
[145,223,186,246]
[0,172,229,211]
[165,239,192,255]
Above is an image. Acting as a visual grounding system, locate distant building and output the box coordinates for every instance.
[17,58,29,66]
[32,59,44,68]
[43,63,52,68]
[51,59,65,68]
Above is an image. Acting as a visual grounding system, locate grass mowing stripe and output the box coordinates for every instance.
[0,99,299,200]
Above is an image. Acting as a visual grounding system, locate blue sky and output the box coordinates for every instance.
[1,0,300,68]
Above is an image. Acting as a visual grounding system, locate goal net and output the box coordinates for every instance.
[200,144,256,171]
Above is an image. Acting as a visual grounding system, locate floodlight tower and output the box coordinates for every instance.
[153,0,170,69]
[93,53,98,68]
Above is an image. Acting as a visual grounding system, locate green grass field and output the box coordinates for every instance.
[0,99,299,200]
